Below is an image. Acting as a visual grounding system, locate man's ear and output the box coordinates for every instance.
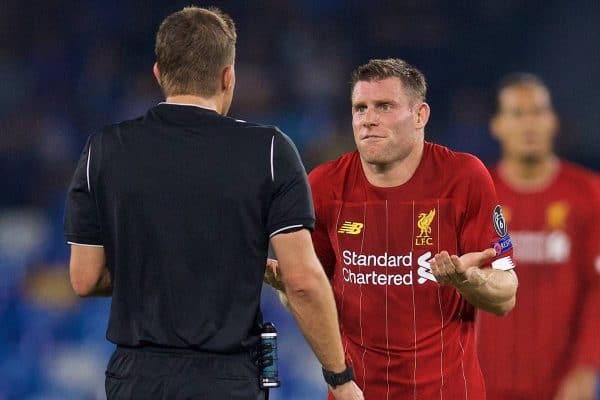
[153,63,162,86]
[222,65,234,91]
[415,102,431,129]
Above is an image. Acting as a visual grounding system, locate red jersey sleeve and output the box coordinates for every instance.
[458,155,515,270]
[308,166,336,279]
[570,177,600,368]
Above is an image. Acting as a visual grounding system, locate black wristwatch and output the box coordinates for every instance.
[322,365,354,388]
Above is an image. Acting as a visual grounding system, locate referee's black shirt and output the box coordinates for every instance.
[64,103,315,353]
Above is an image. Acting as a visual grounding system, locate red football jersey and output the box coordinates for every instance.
[309,142,514,400]
[478,161,600,400]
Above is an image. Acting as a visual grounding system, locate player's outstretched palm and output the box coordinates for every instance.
[430,248,496,287]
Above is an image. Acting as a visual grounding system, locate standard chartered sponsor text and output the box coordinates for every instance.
[341,250,436,286]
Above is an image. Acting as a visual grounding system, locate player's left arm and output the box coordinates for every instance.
[430,249,518,316]
[433,155,518,316]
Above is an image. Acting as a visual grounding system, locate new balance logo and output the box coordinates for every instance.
[338,221,364,235]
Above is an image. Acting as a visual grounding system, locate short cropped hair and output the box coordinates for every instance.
[155,6,237,97]
[351,58,427,104]
[494,73,551,114]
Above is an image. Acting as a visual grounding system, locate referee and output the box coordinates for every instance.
[64,6,362,400]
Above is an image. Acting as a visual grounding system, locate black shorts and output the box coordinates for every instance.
[105,346,265,400]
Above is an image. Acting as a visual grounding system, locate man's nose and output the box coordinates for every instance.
[362,108,379,127]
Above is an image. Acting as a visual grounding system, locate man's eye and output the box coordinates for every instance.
[356,106,367,113]
[379,103,391,111]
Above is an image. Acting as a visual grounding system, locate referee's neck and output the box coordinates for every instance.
[164,95,220,114]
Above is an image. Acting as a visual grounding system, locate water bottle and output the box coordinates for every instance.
[260,322,280,388]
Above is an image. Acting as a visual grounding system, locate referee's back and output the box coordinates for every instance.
[65,103,314,353]
[63,7,363,400]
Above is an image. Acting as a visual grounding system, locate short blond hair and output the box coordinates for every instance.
[351,58,427,104]
[155,6,236,97]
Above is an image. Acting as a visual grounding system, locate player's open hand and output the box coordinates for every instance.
[263,258,285,291]
[330,380,365,400]
[429,248,497,287]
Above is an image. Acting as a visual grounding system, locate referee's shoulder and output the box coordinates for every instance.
[225,117,300,150]
[78,117,142,154]
[226,116,280,134]
[93,115,145,140]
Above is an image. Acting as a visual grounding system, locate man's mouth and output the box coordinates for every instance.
[361,135,385,141]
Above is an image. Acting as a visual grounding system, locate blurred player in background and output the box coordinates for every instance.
[268,58,518,399]
[64,6,362,400]
[478,73,600,400]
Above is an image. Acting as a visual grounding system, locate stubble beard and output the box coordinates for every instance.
[358,142,390,165]
[359,144,408,173]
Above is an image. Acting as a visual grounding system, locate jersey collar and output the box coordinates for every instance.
[158,101,218,113]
